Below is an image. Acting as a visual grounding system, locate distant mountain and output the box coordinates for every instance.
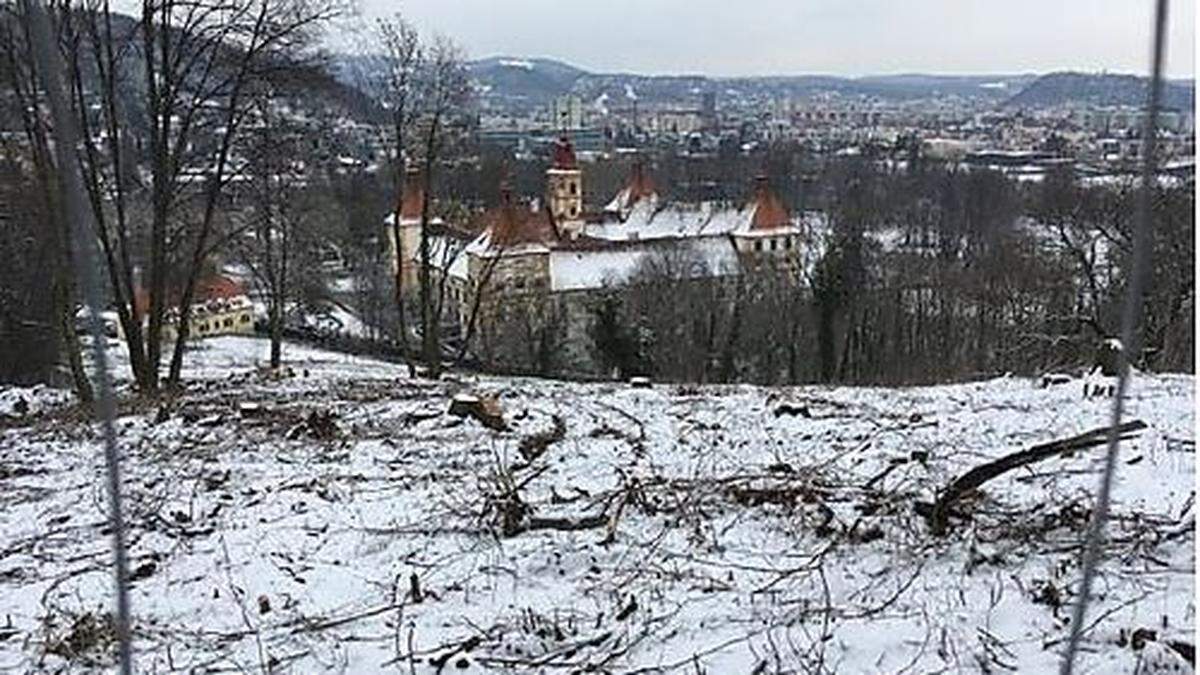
[1006,72,1195,110]
[341,53,1195,114]
[856,74,1039,98]
[458,55,1041,111]
[467,56,588,104]
[460,56,1038,110]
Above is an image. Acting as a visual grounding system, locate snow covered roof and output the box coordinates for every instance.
[549,237,740,292]
[593,174,801,241]
[383,212,444,228]
[603,160,659,218]
[447,246,469,281]
[583,200,751,242]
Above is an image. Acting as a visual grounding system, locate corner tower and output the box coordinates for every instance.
[545,136,583,237]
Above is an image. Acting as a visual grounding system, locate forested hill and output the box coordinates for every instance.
[0,9,383,130]
[456,55,1034,107]
[1005,71,1195,110]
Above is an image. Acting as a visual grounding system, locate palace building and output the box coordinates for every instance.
[384,137,815,372]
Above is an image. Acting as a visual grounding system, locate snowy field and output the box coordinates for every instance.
[0,337,1194,673]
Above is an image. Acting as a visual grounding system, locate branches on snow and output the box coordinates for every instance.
[925,420,1148,535]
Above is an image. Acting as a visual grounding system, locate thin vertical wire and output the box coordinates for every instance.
[24,0,134,672]
[1060,1,1168,673]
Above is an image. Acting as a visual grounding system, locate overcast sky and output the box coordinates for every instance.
[350,0,1196,77]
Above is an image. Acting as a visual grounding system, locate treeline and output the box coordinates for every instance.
[584,159,1194,385]
[325,140,1196,386]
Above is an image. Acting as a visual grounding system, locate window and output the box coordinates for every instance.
[754,240,763,252]
[785,238,793,250]
[241,315,250,323]
[770,239,778,252]
[224,318,233,328]
[569,182,577,195]
[570,206,578,217]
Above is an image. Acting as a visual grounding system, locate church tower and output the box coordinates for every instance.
[545,136,583,238]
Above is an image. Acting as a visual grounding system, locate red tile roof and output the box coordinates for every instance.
[551,136,577,170]
[133,274,247,316]
[477,184,560,249]
[399,166,425,220]
[195,275,246,301]
[626,159,658,204]
[747,175,791,231]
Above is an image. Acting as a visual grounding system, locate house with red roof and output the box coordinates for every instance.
[121,274,255,343]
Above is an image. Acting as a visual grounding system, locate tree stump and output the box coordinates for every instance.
[448,394,506,431]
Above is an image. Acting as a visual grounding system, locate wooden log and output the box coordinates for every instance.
[928,420,1148,535]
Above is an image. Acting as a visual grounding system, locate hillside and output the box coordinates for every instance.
[427,55,1037,109]
[1006,71,1195,110]
[4,10,385,129]
[468,56,588,104]
[0,336,1194,672]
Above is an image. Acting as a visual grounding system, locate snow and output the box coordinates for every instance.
[328,276,359,294]
[585,200,752,242]
[550,237,741,292]
[550,248,643,291]
[497,59,533,70]
[0,338,1193,673]
[603,186,658,217]
[0,385,71,418]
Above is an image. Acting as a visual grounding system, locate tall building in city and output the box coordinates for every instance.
[551,95,585,131]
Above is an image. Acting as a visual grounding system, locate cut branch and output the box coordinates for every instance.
[927,420,1148,535]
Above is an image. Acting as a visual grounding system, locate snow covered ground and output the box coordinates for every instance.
[0,337,1194,673]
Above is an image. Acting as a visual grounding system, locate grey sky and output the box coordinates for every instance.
[353,0,1196,77]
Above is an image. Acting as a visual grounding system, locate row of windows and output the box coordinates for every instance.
[195,314,251,334]
[751,237,795,253]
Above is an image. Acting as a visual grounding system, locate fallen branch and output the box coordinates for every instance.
[927,420,1148,535]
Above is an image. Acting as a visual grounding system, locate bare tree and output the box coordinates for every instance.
[412,34,469,377]
[0,0,93,400]
[39,0,344,391]
[231,95,313,369]
[376,17,420,356]
[160,0,347,388]
[343,13,423,365]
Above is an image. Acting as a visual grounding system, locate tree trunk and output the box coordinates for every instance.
[53,263,93,404]
[269,298,282,369]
